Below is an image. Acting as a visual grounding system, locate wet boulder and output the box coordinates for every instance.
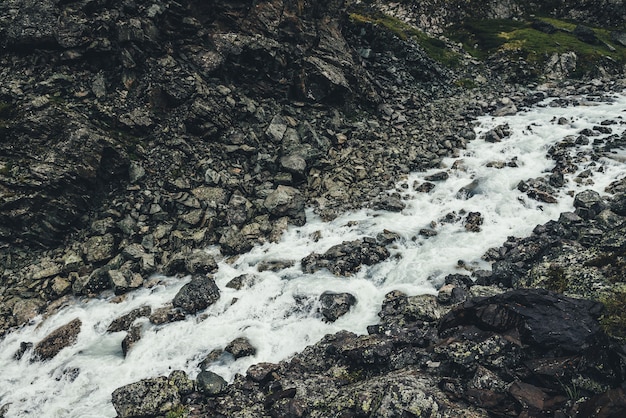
[225,337,256,359]
[196,370,227,396]
[318,292,357,322]
[301,238,390,276]
[172,276,220,314]
[481,124,511,143]
[439,289,604,353]
[33,318,82,361]
[107,306,151,332]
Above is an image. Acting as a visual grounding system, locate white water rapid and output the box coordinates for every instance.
[1,92,625,417]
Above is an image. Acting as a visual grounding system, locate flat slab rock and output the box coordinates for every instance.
[439,288,604,353]
[34,318,82,361]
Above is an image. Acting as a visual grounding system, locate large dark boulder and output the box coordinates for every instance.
[172,276,220,314]
[439,289,604,353]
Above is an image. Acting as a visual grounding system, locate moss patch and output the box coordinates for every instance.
[599,290,626,340]
[446,17,626,74]
[349,11,461,67]
[0,101,14,128]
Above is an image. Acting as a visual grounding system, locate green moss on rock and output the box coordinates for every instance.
[349,11,461,67]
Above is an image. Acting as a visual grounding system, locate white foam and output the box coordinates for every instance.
[1,92,625,417]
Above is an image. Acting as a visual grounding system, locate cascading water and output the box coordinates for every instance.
[1,92,625,417]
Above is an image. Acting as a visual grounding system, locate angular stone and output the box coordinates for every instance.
[109,270,143,295]
[112,376,180,418]
[439,289,604,353]
[319,291,357,322]
[264,185,305,225]
[122,325,142,357]
[83,234,116,263]
[108,306,151,333]
[172,276,220,314]
[225,337,256,359]
[185,250,218,275]
[34,318,82,361]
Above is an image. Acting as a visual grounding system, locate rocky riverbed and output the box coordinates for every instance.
[1,0,626,417]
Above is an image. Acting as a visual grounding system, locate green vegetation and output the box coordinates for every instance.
[447,17,626,75]
[349,11,461,67]
[165,405,188,418]
[544,264,569,293]
[599,290,626,340]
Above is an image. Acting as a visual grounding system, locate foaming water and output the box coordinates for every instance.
[1,92,625,417]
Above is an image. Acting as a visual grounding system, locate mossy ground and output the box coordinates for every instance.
[348,11,462,67]
[600,290,626,341]
[447,17,626,75]
[348,6,626,80]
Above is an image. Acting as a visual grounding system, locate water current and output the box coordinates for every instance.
[1,92,625,417]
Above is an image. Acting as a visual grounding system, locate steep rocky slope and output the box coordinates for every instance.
[1,0,626,416]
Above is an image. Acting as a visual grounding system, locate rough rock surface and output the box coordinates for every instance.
[172,276,220,315]
[33,318,82,361]
[151,288,625,417]
[1,0,626,416]
[301,238,390,276]
[111,375,181,418]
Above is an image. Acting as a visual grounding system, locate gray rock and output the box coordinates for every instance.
[225,274,258,290]
[226,194,253,226]
[266,114,288,143]
[172,276,220,314]
[280,154,307,177]
[225,337,256,359]
[11,298,45,325]
[122,325,142,357]
[196,370,227,396]
[112,376,180,418]
[34,318,81,361]
[574,190,607,219]
[319,292,357,322]
[374,194,406,212]
[185,250,218,275]
[149,305,185,325]
[109,270,143,295]
[263,185,305,225]
[574,25,598,44]
[83,234,116,263]
[464,212,484,232]
[219,226,254,255]
[107,306,151,333]
[302,238,390,276]
[169,370,194,396]
[610,31,626,47]
[424,171,449,182]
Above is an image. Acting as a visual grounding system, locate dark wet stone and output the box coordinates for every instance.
[196,370,227,396]
[301,238,390,276]
[122,325,142,357]
[172,276,220,314]
[34,318,82,361]
[319,291,357,322]
[225,337,256,359]
[107,306,151,332]
[439,289,604,353]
